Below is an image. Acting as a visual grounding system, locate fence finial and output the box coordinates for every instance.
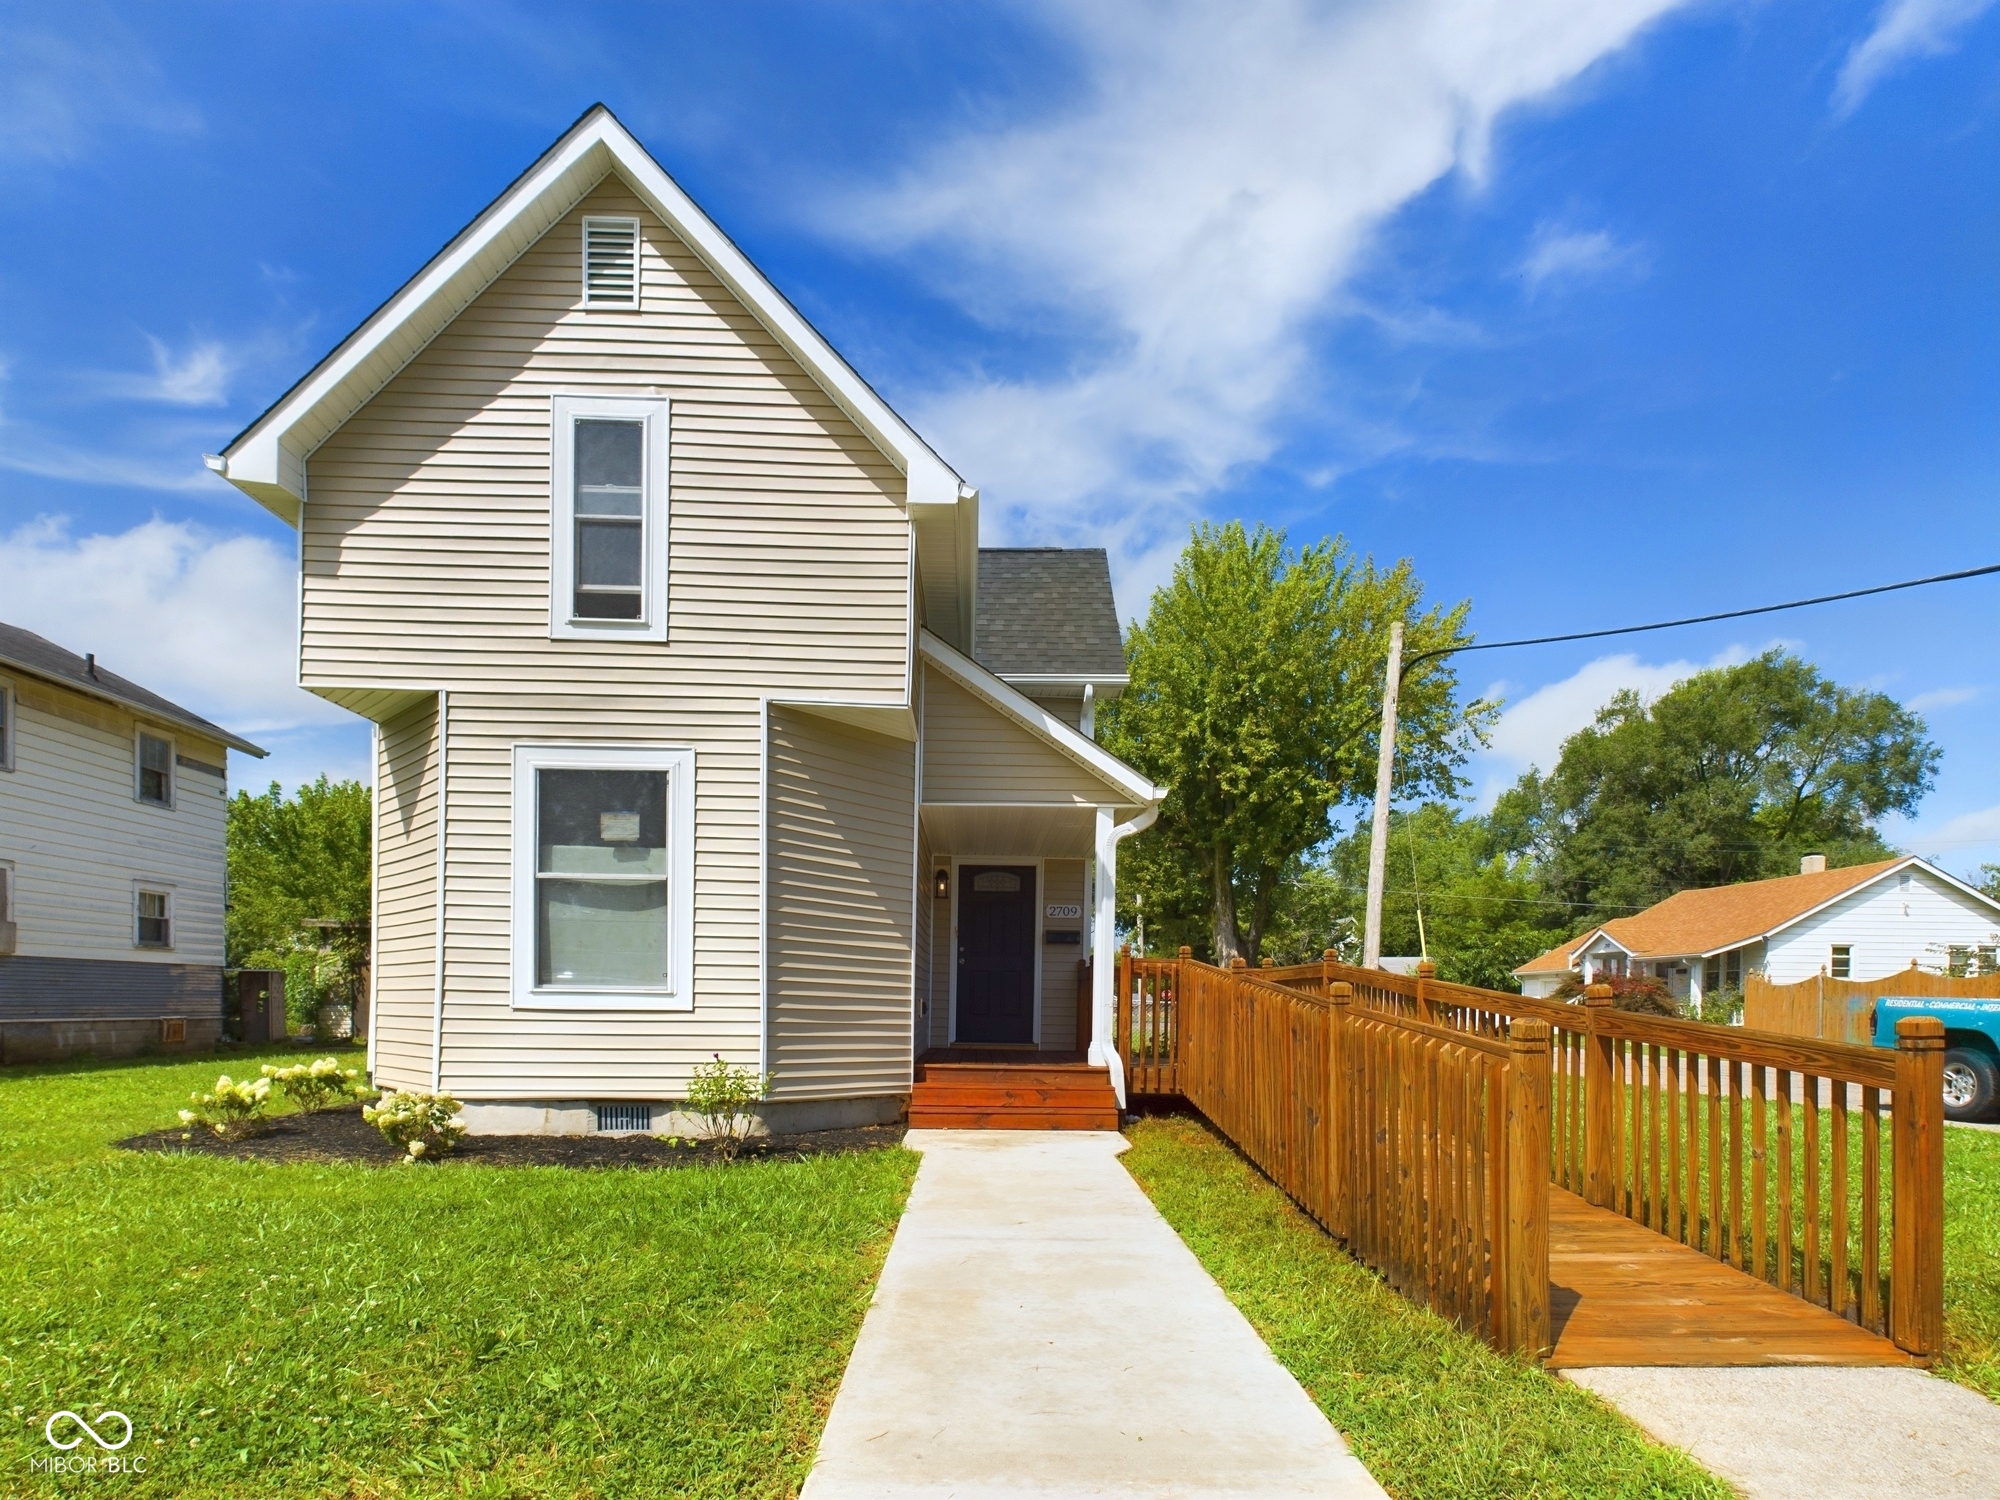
[1583,983,1614,1007]
[1230,956,1247,971]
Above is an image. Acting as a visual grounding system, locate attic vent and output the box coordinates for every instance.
[582,216,641,308]
[595,1103,652,1133]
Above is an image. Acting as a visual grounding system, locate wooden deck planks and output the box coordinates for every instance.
[1546,1188,1912,1369]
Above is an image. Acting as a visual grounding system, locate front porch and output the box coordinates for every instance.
[908,1048,1120,1129]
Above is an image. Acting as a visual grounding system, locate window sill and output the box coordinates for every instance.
[511,990,692,1012]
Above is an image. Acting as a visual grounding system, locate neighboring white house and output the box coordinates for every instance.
[208,106,1161,1133]
[1514,854,2000,1006]
[0,622,265,1061]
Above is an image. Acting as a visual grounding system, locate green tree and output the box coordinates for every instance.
[227,777,373,996]
[1497,650,1937,916]
[1101,522,1491,963]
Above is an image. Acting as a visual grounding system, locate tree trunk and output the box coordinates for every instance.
[1211,840,1243,965]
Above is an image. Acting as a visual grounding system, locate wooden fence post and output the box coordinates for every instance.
[1583,984,1617,1210]
[1504,1017,1553,1357]
[1892,1015,1946,1360]
[1326,979,1353,1240]
[1117,945,1133,1078]
[1415,959,1436,1024]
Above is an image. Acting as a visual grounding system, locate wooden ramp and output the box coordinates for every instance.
[1546,1188,1913,1368]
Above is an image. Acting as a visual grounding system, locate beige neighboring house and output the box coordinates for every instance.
[1514,854,2000,1008]
[209,106,1162,1133]
[0,623,265,1061]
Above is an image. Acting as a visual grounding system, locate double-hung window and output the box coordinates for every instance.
[511,745,695,1009]
[136,888,172,948]
[137,730,173,807]
[550,396,670,641]
[0,679,13,770]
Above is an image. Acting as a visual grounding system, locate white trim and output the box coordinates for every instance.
[918,631,1164,807]
[549,394,671,642]
[134,725,175,810]
[509,742,696,1011]
[431,691,448,1090]
[132,881,175,951]
[908,664,925,1068]
[946,857,1044,1047]
[580,214,642,309]
[758,698,771,1079]
[367,720,381,1079]
[218,107,964,520]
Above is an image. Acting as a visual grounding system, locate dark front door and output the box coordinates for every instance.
[956,865,1037,1044]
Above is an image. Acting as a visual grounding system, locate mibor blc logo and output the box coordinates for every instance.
[31,1409,147,1476]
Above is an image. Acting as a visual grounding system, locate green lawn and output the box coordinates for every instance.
[0,1048,917,1498]
[1942,1123,2000,1400]
[1122,1112,1732,1500]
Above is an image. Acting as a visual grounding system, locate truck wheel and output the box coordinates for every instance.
[1942,1048,1998,1122]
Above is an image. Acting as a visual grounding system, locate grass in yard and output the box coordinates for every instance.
[1942,1124,2000,1400]
[0,1048,916,1498]
[1122,1112,1732,1500]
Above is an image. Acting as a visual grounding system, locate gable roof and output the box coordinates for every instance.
[1513,856,1998,975]
[211,104,980,649]
[973,548,1127,686]
[918,631,1163,809]
[0,622,266,757]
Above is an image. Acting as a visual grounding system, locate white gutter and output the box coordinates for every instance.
[1091,803,1160,1109]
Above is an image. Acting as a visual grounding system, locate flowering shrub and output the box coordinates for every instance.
[180,1074,272,1139]
[262,1056,371,1113]
[363,1090,467,1162]
[685,1054,771,1158]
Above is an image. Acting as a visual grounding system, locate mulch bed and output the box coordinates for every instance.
[118,1103,906,1169]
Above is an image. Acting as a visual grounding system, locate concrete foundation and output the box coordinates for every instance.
[456,1092,906,1136]
[0,1014,222,1064]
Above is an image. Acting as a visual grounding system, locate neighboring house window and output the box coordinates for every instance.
[0,864,11,920]
[136,889,172,948]
[1981,946,1999,977]
[0,680,12,770]
[549,396,670,642]
[137,730,174,807]
[581,215,641,309]
[1831,944,1852,980]
[510,745,695,1009]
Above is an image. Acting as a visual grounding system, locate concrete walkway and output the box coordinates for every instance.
[1567,1366,2000,1500]
[802,1130,1386,1499]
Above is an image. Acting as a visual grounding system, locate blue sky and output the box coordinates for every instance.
[2,0,1997,873]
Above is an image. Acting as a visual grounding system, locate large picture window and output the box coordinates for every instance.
[549,396,670,641]
[511,745,694,1009]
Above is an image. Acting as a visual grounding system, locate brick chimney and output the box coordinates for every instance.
[1800,853,1827,875]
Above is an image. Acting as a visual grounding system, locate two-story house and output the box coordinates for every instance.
[210,106,1161,1134]
[0,623,264,1061]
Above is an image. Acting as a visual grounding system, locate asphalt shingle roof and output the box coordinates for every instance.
[0,620,266,756]
[972,549,1127,680]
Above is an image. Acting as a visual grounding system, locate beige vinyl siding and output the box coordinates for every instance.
[302,176,915,1098]
[765,708,915,1098]
[0,674,227,965]
[920,667,1110,807]
[1040,858,1087,1050]
[914,820,933,1059]
[1025,693,1085,732]
[372,699,438,1091]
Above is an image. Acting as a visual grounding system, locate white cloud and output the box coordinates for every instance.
[1519,223,1643,291]
[1834,0,1998,116]
[832,0,1688,553]
[0,18,200,166]
[1908,685,1982,712]
[0,515,348,738]
[91,337,238,407]
[1469,645,1749,805]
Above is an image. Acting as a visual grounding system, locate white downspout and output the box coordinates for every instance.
[1091,802,1159,1109]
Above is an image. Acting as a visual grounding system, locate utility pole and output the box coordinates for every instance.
[1362,620,1403,969]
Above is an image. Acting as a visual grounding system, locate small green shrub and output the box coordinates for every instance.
[1697,984,1745,1026]
[262,1056,371,1113]
[179,1074,273,1139]
[686,1054,771,1158]
[363,1090,467,1162]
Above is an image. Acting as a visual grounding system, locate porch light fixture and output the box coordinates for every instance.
[933,866,950,901]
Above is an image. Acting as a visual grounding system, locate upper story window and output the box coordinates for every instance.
[0,679,12,770]
[137,730,174,807]
[510,744,695,1010]
[550,396,670,642]
[581,216,641,309]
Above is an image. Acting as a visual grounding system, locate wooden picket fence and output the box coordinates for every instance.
[1116,948,1946,1362]
[1745,963,2000,1044]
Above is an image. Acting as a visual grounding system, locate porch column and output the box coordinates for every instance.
[1091,806,1126,1103]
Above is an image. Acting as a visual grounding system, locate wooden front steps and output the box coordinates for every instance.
[909,1050,1121,1130]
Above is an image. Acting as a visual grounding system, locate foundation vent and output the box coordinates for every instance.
[595,1103,652,1134]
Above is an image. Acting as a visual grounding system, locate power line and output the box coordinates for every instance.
[1404,561,2000,676]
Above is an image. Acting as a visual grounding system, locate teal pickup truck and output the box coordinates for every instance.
[1874,996,2000,1121]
